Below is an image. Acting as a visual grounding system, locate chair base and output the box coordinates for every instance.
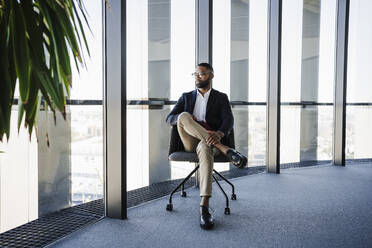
[165,164,236,214]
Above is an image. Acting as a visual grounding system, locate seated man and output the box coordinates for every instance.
[166,62,247,230]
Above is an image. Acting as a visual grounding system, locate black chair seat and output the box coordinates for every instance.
[169,151,230,163]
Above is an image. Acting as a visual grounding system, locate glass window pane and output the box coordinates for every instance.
[280,0,336,164]
[213,0,268,168]
[171,0,196,99]
[249,0,268,103]
[346,0,372,160]
[248,0,268,166]
[70,1,102,100]
[0,108,38,232]
[71,105,103,204]
[70,0,103,205]
[127,0,196,189]
[0,0,104,233]
[346,107,372,159]
[347,0,372,103]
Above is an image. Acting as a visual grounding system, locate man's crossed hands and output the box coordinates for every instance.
[206,130,224,145]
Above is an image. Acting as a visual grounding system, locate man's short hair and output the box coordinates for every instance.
[197,62,214,74]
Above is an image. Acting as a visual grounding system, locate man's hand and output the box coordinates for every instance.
[206,130,224,145]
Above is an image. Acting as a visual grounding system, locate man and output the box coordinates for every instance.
[166,62,247,230]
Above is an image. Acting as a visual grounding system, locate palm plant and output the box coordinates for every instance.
[0,0,90,143]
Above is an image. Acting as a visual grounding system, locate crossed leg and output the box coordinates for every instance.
[177,112,231,207]
[177,112,230,154]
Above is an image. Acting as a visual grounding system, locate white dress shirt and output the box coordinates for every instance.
[192,88,211,122]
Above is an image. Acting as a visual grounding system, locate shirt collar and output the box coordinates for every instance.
[196,88,212,98]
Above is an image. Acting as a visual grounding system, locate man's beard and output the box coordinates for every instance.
[196,80,210,89]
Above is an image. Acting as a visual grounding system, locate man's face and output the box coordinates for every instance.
[194,66,214,89]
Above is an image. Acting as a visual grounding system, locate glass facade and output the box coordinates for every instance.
[70,106,103,205]
[1,0,372,238]
[213,0,268,168]
[0,108,38,232]
[280,0,337,164]
[346,0,372,160]
[70,0,103,205]
[0,0,103,233]
[126,0,196,189]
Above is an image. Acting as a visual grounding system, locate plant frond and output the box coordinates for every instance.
[0,0,90,143]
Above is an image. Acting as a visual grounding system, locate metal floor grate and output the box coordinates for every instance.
[1,159,371,247]
[63,198,104,218]
[0,201,104,248]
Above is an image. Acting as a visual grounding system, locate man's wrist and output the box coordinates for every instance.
[217,131,224,138]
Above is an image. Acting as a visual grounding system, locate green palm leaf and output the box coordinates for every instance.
[0,0,90,144]
[10,1,31,104]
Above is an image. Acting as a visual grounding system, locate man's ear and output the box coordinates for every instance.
[209,73,214,80]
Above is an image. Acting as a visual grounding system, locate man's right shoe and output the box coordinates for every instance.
[226,149,247,168]
[200,206,214,230]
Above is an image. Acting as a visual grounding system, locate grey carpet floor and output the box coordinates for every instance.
[51,164,372,248]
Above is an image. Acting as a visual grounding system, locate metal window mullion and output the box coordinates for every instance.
[333,0,350,166]
[196,0,213,65]
[266,0,282,174]
[104,0,127,219]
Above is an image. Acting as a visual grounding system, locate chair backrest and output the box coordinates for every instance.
[168,125,235,156]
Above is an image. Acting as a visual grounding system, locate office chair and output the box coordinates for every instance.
[166,125,237,215]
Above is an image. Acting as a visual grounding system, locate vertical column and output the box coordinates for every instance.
[333,0,349,166]
[104,0,127,219]
[266,0,282,173]
[196,0,213,64]
[195,0,212,183]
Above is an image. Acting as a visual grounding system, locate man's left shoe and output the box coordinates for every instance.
[226,149,247,168]
[200,206,214,230]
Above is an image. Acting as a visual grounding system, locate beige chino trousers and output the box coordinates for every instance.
[177,112,220,197]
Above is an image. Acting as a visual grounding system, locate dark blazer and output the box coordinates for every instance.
[166,88,234,145]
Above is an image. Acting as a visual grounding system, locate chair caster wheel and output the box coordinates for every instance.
[166,203,173,211]
[231,194,237,200]
[224,207,230,215]
[181,191,187,197]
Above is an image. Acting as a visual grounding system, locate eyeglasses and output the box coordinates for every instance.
[191,71,209,78]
